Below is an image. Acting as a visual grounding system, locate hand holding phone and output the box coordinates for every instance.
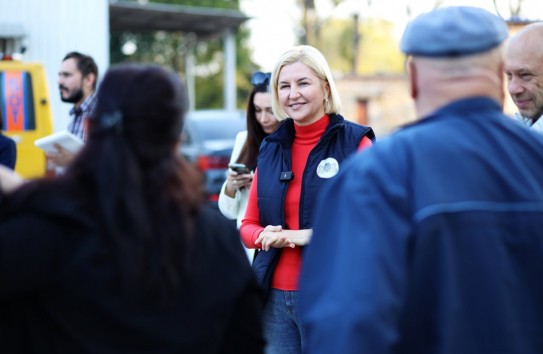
[228,163,251,174]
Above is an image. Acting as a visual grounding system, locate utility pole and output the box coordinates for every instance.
[351,13,360,75]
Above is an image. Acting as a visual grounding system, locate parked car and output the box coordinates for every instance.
[180,109,246,205]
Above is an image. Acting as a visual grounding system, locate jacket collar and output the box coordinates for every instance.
[265,113,345,148]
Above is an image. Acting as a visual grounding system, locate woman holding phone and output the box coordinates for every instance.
[218,71,279,261]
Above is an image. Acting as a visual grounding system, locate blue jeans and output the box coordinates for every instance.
[264,289,305,354]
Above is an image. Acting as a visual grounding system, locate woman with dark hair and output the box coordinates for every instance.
[218,72,279,261]
[0,63,264,354]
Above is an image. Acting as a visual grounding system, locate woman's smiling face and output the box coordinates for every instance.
[277,61,328,126]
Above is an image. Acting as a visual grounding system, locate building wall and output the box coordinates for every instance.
[336,74,416,138]
[335,21,531,139]
[336,72,518,139]
[0,0,109,132]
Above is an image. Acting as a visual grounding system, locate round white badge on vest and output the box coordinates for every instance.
[316,157,339,178]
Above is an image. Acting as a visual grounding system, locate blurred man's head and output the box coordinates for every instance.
[505,23,543,121]
[58,52,98,106]
[400,6,508,118]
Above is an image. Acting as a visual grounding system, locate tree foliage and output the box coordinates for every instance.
[295,0,404,76]
[492,0,525,18]
[110,0,259,109]
[316,18,404,75]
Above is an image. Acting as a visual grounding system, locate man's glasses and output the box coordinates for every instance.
[251,71,271,87]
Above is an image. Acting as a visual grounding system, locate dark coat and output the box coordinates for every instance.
[0,184,264,354]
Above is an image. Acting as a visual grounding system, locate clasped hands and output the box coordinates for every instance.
[256,226,313,251]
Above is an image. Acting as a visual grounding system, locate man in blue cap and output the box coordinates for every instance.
[299,6,543,354]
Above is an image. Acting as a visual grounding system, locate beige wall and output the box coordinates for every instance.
[336,74,415,138]
[336,72,517,139]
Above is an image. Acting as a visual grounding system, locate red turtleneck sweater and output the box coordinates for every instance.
[240,115,372,290]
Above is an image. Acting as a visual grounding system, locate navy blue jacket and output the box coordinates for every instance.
[300,97,543,354]
[253,114,375,296]
[0,133,16,169]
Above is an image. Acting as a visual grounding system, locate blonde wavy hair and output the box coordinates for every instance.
[270,45,342,120]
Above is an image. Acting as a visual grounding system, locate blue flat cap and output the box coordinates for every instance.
[400,6,508,57]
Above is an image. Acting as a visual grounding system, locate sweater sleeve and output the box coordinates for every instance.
[218,131,247,221]
[239,169,264,249]
[217,182,238,221]
[358,135,373,151]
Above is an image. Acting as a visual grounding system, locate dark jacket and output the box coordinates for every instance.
[0,184,264,354]
[0,133,16,169]
[253,114,375,296]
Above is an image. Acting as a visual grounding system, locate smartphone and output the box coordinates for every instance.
[228,163,251,174]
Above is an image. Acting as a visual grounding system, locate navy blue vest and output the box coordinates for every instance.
[252,113,375,296]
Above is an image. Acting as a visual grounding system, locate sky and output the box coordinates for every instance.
[239,0,541,70]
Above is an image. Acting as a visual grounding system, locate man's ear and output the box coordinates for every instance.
[407,58,418,100]
[83,73,96,92]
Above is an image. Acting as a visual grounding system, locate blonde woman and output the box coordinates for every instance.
[240,45,375,354]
